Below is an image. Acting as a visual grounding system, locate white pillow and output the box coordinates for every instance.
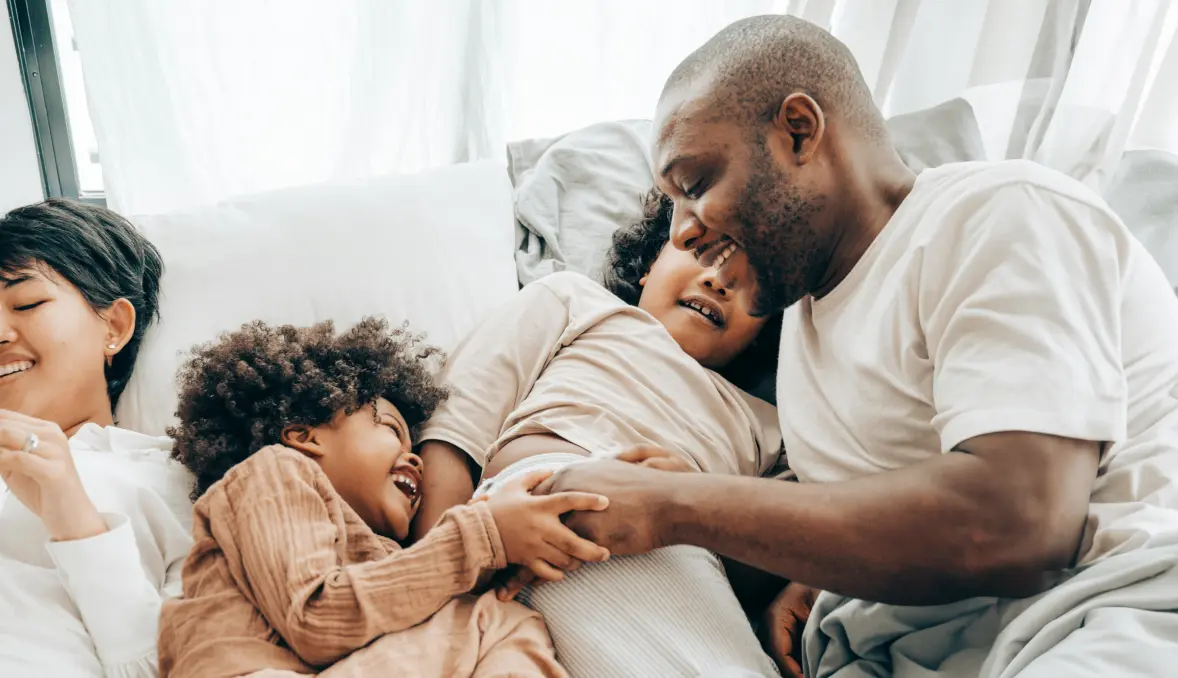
[117,160,518,436]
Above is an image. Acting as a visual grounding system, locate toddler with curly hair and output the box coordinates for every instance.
[157,318,608,678]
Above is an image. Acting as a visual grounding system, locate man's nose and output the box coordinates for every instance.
[670,203,707,251]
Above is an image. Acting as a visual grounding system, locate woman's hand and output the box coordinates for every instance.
[0,410,108,541]
[759,581,820,678]
[483,469,611,583]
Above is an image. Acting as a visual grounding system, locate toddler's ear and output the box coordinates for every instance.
[280,424,326,459]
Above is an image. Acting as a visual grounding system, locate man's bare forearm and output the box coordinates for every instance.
[659,436,1095,605]
[412,440,478,542]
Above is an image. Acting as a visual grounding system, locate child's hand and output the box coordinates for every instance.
[615,445,698,473]
[492,451,691,601]
[486,469,610,583]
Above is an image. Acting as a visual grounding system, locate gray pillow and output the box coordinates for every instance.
[885,97,986,171]
[1103,149,1178,289]
[509,120,653,287]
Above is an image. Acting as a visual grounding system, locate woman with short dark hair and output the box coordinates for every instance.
[0,199,192,677]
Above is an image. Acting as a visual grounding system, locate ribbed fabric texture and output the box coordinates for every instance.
[478,454,781,678]
[161,445,566,678]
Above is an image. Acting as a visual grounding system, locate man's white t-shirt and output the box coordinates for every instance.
[777,159,1178,564]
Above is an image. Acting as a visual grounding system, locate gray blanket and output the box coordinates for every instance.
[803,538,1178,677]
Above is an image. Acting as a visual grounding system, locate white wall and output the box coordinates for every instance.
[1,2,45,212]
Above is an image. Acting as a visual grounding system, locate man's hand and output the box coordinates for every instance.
[535,458,678,557]
[759,582,819,678]
[484,470,611,581]
[496,448,691,600]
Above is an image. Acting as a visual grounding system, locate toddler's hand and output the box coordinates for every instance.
[494,453,687,601]
[487,469,610,583]
[615,445,698,473]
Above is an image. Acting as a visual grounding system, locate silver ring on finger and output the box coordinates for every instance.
[21,432,39,454]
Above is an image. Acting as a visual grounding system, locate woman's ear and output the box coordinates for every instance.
[102,298,136,363]
[281,424,326,458]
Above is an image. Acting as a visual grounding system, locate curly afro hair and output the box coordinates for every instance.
[602,188,674,305]
[169,317,448,500]
[602,188,782,398]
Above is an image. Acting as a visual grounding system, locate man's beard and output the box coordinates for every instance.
[745,251,809,317]
[737,148,825,317]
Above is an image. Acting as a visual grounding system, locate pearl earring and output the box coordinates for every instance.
[107,344,117,350]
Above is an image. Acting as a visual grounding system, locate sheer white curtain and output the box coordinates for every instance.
[829,0,1178,187]
[68,0,1178,215]
[67,0,508,214]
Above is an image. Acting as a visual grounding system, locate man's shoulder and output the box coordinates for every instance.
[923,160,1113,214]
[910,160,1127,251]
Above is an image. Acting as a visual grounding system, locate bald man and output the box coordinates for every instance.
[540,15,1178,678]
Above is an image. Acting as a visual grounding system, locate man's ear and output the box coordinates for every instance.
[281,424,325,459]
[773,92,825,164]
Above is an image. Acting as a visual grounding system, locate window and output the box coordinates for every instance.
[8,0,103,204]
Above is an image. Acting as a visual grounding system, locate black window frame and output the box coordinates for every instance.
[7,0,104,205]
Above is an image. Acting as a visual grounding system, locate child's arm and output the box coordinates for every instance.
[413,439,479,541]
[413,279,574,539]
[159,510,312,678]
[230,449,509,666]
[229,448,607,668]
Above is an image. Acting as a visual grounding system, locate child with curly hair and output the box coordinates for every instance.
[413,189,789,678]
[157,318,609,678]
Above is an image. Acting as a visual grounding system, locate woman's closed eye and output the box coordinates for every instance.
[14,300,48,312]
